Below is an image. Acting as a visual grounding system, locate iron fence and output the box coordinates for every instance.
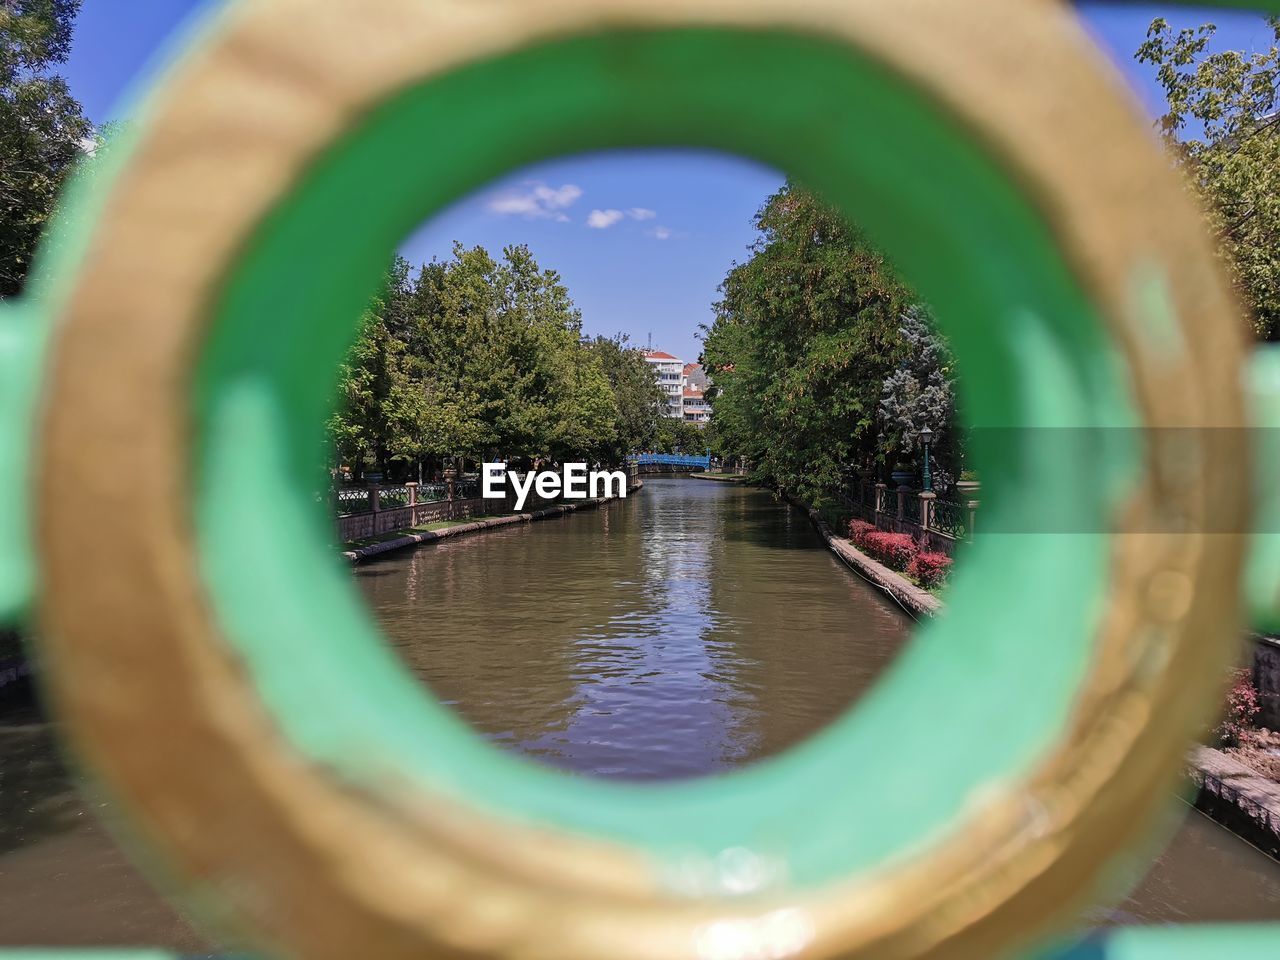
[378,485,411,509]
[902,492,921,525]
[418,482,448,503]
[930,497,970,539]
[335,487,371,517]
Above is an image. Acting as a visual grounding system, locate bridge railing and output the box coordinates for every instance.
[629,453,711,469]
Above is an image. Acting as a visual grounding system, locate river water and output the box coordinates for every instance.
[1,478,1276,948]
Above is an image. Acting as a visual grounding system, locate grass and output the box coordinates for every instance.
[342,515,506,549]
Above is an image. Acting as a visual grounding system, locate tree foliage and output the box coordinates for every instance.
[652,417,709,455]
[701,182,917,501]
[329,246,660,478]
[1138,17,1280,338]
[0,0,90,298]
[878,306,960,483]
[582,333,667,464]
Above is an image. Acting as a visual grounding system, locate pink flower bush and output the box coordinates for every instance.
[907,551,952,589]
[862,531,917,571]
[848,519,876,549]
[1217,669,1261,747]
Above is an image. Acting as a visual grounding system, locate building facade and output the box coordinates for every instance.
[643,350,711,426]
[643,350,685,419]
[681,363,710,424]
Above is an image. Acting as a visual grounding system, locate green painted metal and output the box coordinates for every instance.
[1043,924,1280,959]
[0,0,224,627]
[1247,346,1280,630]
[0,1,1277,957]
[0,300,39,621]
[193,27,1131,889]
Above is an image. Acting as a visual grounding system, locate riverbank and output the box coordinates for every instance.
[342,485,640,563]
[791,493,1280,865]
[1188,746,1280,859]
[788,497,940,619]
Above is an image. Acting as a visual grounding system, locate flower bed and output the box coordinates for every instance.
[862,531,917,570]
[847,518,953,589]
[907,551,953,589]
[848,520,876,549]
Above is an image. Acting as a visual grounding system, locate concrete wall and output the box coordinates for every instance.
[336,465,639,544]
[337,495,496,542]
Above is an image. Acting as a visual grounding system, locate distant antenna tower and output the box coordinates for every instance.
[647,332,652,349]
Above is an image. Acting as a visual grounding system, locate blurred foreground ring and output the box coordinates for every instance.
[10,0,1264,958]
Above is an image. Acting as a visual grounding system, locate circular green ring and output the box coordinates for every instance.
[196,27,1137,891]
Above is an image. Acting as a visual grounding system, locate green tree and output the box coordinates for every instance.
[878,306,961,483]
[1137,17,1280,338]
[1,0,90,297]
[329,244,628,476]
[327,259,422,479]
[583,334,666,462]
[652,417,707,455]
[702,182,913,501]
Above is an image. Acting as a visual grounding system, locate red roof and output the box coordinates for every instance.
[683,363,700,375]
[683,388,704,399]
[643,350,678,360]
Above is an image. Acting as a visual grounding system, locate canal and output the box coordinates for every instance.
[0,478,1277,948]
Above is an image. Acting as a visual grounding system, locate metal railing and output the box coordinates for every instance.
[378,485,411,509]
[335,487,371,517]
[630,452,711,469]
[929,497,970,539]
[902,492,921,525]
[418,482,448,503]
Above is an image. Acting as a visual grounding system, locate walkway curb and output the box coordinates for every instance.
[1188,745,1280,859]
[793,494,1280,859]
[790,497,941,619]
[341,482,642,563]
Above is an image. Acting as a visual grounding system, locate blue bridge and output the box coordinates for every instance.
[629,452,711,472]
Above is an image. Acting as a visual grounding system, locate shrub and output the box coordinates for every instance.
[862,531,917,570]
[848,519,875,548]
[1217,669,1261,747]
[907,551,953,589]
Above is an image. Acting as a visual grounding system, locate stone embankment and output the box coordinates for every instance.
[1187,746,1280,859]
[789,497,940,619]
[794,494,1280,859]
[342,483,640,563]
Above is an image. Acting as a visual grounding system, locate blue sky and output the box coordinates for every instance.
[62,2,1276,362]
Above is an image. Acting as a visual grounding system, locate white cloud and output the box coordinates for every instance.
[487,181,582,219]
[628,207,657,221]
[587,208,626,229]
[649,226,673,241]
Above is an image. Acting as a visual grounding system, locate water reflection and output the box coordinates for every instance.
[358,479,910,778]
[0,479,1275,949]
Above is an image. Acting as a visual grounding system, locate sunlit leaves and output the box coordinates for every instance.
[1138,17,1280,338]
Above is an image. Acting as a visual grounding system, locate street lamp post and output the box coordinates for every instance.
[920,426,934,493]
